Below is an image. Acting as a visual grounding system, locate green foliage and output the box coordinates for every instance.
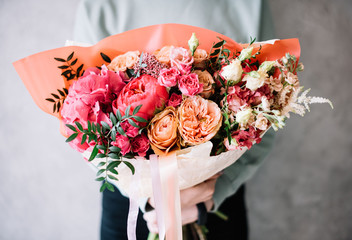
[65,104,147,192]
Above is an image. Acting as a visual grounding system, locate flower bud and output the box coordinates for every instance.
[238,47,253,61]
[259,61,275,72]
[188,33,199,56]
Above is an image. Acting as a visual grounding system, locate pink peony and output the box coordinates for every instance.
[131,133,150,157]
[115,75,169,120]
[170,47,194,74]
[178,73,203,97]
[121,120,139,138]
[167,93,182,107]
[111,134,131,156]
[61,66,126,152]
[157,67,180,87]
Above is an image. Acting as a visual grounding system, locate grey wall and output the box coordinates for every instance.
[0,0,351,240]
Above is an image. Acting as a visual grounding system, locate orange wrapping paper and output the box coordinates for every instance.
[13,23,300,121]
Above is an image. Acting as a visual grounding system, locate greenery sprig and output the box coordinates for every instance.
[65,104,148,192]
[54,51,84,81]
[45,88,68,113]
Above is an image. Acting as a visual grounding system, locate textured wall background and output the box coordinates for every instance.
[0,0,351,240]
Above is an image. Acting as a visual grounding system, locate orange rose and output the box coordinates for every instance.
[108,51,140,72]
[178,96,222,146]
[154,46,173,65]
[148,106,179,155]
[193,49,208,69]
[193,70,215,98]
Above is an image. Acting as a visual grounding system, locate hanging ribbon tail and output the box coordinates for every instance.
[127,158,143,240]
[150,153,182,240]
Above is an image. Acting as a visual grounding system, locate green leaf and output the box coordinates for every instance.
[97,162,106,167]
[96,123,101,134]
[63,88,69,95]
[110,113,117,126]
[81,134,87,145]
[107,160,121,170]
[111,127,117,141]
[123,153,135,159]
[56,102,61,112]
[51,93,60,99]
[54,57,66,62]
[67,52,74,61]
[53,103,56,113]
[75,122,84,131]
[116,110,122,121]
[108,153,120,160]
[61,70,71,76]
[213,40,225,48]
[210,49,220,56]
[100,183,107,192]
[76,64,84,77]
[125,105,131,117]
[87,121,92,132]
[106,182,115,192]
[101,121,111,131]
[127,118,139,128]
[96,168,105,176]
[58,65,69,69]
[110,168,118,175]
[95,177,105,181]
[88,145,99,161]
[57,89,65,97]
[124,161,135,174]
[65,124,77,132]
[70,58,78,66]
[97,145,107,151]
[132,105,142,115]
[66,133,78,142]
[100,52,111,63]
[108,175,118,181]
[91,122,96,132]
[109,146,121,153]
[96,153,106,158]
[45,98,55,102]
[131,115,148,123]
[116,126,126,136]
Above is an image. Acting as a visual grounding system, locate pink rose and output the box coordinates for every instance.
[121,120,139,138]
[115,75,169,120]
[111,134,131,156]
[157,67,180,87]
[178,73,203,96]
[61,66,126,152]
[167,93,182,107]
[170,47,194,74]
[131,133,150,157]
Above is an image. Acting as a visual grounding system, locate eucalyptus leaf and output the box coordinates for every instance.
[96,168,105,176]
[108,153,120,160]
[65,124,77,132]
[108,175,118,181]
[88,145,99,161]
[106,182,115,192]
[132,105,142,115]
[131,115,148,123]
[100,183,107,192]
[95,177,105,181]
[81,134,87,145]
[75,122,84,131]
[101,121,111,131]
[125,105,131,117]
[127,118,139,128]
[116,126,126,136]
[109,146,121,153]
[97,162,106,167]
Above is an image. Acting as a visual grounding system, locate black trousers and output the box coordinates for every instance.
[101,185,248,240]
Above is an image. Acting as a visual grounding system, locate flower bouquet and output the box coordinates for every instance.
[13,24,332,239]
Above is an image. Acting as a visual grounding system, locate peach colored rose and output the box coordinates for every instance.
[170,47,194,74]
[148,106,179,155]
[108,51,140,72]
[154,46,173,65]
[254,113,268,130]
[193,70,215,98]
[193,49,208,69]
[178,96,222,146]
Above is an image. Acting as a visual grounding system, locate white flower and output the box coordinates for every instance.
[236,107,253,126]
[238,47,253,61]
[261,96,270,111]
[243,70,267,91]
[188,33,199,56]
[220,59,243,84]
[255,113,268,130]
